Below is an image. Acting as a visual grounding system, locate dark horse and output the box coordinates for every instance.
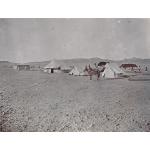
[84,65,103,80]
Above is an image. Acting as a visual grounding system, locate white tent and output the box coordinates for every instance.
[69,66,89,76]
[43,60,61,73]
[44,60,60,69]
[69,67,80,76]
[102,63,126,78]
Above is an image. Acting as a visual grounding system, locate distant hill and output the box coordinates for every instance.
[117,58,150,64]
[25,61,50,68]
[26,58,111,68]
[1,57,150,70]
[26,57,150,69]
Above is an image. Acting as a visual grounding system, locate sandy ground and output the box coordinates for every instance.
[1,67,150,132]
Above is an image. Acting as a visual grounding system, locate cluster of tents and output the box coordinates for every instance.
[12,59,148,80]
[43,60,88,75]
[43,59,132,79]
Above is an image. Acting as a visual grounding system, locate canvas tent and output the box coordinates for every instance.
[44,60,61,73]
[44,60,72,73]
[69,66,88,76]
[44,60,60,69]
[69,67,80,75]
[102,63,127,78]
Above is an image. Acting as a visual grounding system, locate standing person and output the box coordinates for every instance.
[145,66,148,71]
[139,65,141,72]
[88,64,92,80]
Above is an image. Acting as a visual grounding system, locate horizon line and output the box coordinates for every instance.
[1,56,150,64]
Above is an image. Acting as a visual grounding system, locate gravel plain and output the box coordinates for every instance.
[1,67,150,132]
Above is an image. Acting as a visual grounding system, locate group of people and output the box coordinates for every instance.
[84,64,105,80]
[138,66,148,72]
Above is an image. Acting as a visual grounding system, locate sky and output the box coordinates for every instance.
[0,18,150,63]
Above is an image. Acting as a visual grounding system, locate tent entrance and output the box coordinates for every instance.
[51,68,54,73]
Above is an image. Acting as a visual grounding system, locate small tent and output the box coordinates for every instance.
[102,63,127,78]
[69,66,89,76]
[44,60,61,73]
[69,67,80,76]
[44,59,60,69]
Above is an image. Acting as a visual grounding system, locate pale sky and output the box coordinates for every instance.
[0,18,150,63]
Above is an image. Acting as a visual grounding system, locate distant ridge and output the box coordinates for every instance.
[25,57,150,66]
[1,57,150,68]
[118,57,150,62]
[25,57,112,68]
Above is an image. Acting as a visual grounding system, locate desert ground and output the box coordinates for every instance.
[1,66,150,132]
